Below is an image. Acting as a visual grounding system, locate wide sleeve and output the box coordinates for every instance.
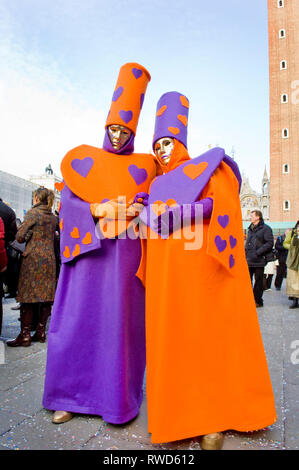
[15,210,36,244]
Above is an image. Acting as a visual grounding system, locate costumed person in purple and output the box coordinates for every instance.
[43,63,157,424]
[135,92,276,448]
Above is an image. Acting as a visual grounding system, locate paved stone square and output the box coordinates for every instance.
[0,284,298,450]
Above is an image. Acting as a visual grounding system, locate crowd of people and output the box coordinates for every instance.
[245,209,299,309]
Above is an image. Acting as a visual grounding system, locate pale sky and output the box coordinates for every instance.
[0,0,270,191]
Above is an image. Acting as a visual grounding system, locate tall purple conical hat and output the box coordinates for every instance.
[152,91,189,150]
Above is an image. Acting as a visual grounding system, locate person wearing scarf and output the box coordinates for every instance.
[136,92,276,448]
[43,63,156,424]
[284,221,299,309]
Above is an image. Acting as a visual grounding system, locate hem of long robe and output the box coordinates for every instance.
[43,391,144,425]
[149,414,277,444]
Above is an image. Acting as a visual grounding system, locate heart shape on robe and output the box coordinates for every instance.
[218,214,230,229]
[119,110,133,124]
[55,182,65,192]
[229,235,237,249]
[140,93,145,109]
[59,219,63,231]
[229,254,235,268]
[152,199,178,216]
[128,165,148,185]
[82,232,92,245]
[183,162,208,180]
[63,246,70,258]
[72,244,80,257]
[132,68,143,79]
[71,227,80,239]
[71,157,94,178]
[215,235,227,253]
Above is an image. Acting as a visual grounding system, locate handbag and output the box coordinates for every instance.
[264,248,278,263]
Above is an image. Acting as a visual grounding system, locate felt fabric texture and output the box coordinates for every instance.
[138,142,276,443]
[61,144,156,204]
[43,62,154,422]
[153,92,189,149]
[43,238,146,422]
[106,63,151,135]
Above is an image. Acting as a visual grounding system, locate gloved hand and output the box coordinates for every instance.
[132,192,149,206]
[154,198,213,237]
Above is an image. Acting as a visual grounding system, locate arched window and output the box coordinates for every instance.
[279,29,286,38]
[278,0,284,7]
[283,200,290,211]
[281,93,288,103]
[282,128,289,138]
[280,60,287,70]
[282,163,290,174]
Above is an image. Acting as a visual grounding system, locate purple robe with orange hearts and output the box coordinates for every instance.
[43,142,156,423]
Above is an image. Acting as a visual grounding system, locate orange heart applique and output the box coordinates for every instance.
[55,182,65,192]
[180,95,189,108]
[183,162,208,180]
[156,105,167,117]
[72,244,80,257]
[168,127,180,135]
[59,219,63,231]
[82,232,92,245]
[58,202,61,212]
[152,200,167,216]
[166,199,178,207]
[63,246,70,258]
[71,227,80,239]
[177,114,188,126]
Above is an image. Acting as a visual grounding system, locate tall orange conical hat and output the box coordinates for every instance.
[105,62,151,135]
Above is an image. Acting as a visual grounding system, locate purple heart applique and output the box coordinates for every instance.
[132,68,143,79]
[140,93,145,109]
[128,165,148,185]
[229,254,235,268]
[119,110,133,124]
[229,235,237,249]
[112,86,123,102]
[71,157,94,178]
[101,198,109,203]
[218,214,229,229]
[215,235,227,253]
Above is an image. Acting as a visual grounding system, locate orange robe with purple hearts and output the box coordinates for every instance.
[138,143,276,443]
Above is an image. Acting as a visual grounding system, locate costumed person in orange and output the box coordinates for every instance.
[135,92,276,448]
[43,63,157,424]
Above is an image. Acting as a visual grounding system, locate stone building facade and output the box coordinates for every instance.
[240,168,270,221]
[268,0,299,221]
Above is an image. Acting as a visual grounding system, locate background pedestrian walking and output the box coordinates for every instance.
[245,210,274,307]
[274,230,290,291]
[283,221,299,309]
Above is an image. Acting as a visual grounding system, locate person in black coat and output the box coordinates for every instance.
[274,230,290,290]
[245,210,274,307]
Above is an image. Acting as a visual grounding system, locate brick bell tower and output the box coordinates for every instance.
[268,0,299,222]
